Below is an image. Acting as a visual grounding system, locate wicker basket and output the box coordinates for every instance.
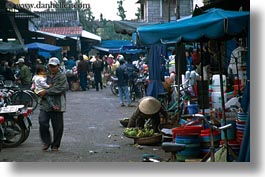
[71,81,80,91]
[134,133,162,145]
[119,118,129,127]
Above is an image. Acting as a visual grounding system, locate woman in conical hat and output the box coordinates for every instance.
[127,96,168,132]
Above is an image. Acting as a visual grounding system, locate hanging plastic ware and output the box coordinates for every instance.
[187,104,199,114]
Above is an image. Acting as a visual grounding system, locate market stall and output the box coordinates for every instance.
[0,42,25,54]
[136,8,250,162]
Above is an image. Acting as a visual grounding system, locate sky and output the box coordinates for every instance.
[19,0,203,21]
[19,0,141,20]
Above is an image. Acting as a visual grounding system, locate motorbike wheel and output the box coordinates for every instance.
[129,85,136,102]
[3,119,25,148]
[21,128,30,144]
[0,140,2,152]
[111,83,119,96]
[130,91,136,102]
[137,83,146,99]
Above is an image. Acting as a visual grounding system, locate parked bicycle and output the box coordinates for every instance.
[157,79,194,123]
[0,81,38,111]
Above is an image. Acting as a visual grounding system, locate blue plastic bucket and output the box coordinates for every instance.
[238,113,248,121]
[175,135,200,161]
[221,119,236,140]
[187,104,199,114]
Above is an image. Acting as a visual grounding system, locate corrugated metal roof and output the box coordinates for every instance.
[81,30,101,42]
[33,11,79,28]
[1,0,39,18]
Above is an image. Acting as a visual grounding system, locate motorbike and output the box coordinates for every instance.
[110,73,148,101]
[110,75,119,96]
[128,75,147,102]
[0,116,4,151]
[0,101,32,148]
[0,87,33,148]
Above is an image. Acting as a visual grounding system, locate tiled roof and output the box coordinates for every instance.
[40,26,82,36]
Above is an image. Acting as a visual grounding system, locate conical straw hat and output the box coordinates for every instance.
[139,96,161,115]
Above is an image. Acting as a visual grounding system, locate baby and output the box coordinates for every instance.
[31,65,59,111]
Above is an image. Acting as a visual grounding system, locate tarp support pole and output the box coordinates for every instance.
[175,42,183,123]
[200,42,205,115]
[217,41,228,161]
[9,16,26,51]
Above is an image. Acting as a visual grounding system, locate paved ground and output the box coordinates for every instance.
[0,86,168,162]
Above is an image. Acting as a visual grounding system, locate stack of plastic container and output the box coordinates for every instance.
[211,74,227,109]
[236,112,248,146]
[219,111,241,160]
[200,129,221,158]
[172,125,203,161]
[208,85,213,108]
[233,78,243,96]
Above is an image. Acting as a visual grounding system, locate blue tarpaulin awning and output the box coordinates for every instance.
[0,42,26,54]
[92,39,147,55]
[92,40,134,54]
[25,42,62,60]
[137,8,249,45]
[26,42,62,52]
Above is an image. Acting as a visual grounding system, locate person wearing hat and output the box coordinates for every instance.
[127,96,168,132]
[111,55,121,75]
[116,57,131,107]
[102,55,110,87]
[92,55,104,91]
[16,58,32,89]
[64,56,77,90]
[77,54,89,91]
[107,54,114,67]
[37,57,68,151]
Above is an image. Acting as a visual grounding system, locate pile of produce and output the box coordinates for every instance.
[123,127,154,138]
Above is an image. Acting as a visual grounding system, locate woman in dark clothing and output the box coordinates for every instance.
[92,56,103,91]
[3,61,15,81]
[77,55,89,91]
[127,96,168,132]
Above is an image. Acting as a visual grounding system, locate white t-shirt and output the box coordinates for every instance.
[32,75,50,94]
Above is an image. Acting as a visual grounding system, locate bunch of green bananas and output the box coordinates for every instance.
[123,127,154,138]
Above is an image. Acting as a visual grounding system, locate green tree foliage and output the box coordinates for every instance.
[117,0,126,20]
[52,0,131,40]
[74,0,97,33]
[100,13,108,26]
[135,7,141,20]
[97,21,131,40]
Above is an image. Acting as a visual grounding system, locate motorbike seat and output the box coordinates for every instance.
[162,142,186,153]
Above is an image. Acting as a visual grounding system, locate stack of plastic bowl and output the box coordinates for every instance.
[236,112,248,146]
[172,125,203,161]
[200,129,221,157]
